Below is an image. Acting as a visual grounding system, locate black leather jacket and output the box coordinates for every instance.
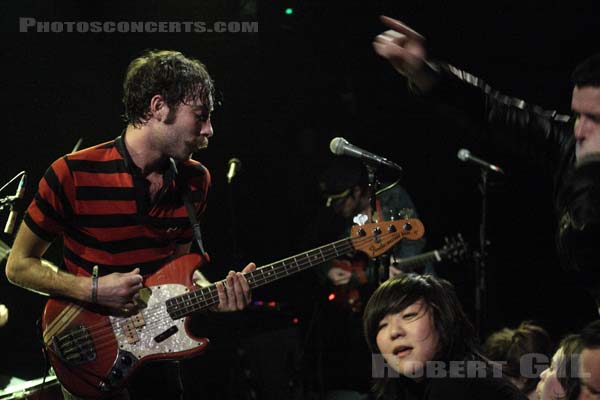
[422,62,600,282]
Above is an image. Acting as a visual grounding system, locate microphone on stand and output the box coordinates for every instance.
[4,172,27,235]
[71,137,83,153]
[329,137,403,173]
[457,149,504,174]
[227,158,242,184]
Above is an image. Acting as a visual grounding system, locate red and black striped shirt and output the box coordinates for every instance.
[24,135,210,277]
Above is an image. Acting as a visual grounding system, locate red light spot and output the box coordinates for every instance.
[293,318,299,324]
[328,293,336,301]
[267,301,277,308]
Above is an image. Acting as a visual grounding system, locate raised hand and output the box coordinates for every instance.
[95,268,144,311]
[373,16,438,93]
[214,262,256,312]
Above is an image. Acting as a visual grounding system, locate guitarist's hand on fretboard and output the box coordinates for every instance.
[213,262,256,312]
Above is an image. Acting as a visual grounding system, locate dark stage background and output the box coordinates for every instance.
[1,0,600,397]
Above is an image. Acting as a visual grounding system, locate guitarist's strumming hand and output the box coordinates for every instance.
[328,265,352,286]
[95,268,144,312]
[214,262,256,311]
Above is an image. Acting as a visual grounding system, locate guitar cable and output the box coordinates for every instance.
[375,179,400,197]
[36,316,52,399]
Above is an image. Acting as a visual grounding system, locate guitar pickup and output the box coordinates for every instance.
[154,326,178,343]
[51,325,96,366]
[121,319,141,344]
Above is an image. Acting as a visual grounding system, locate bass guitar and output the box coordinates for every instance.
[42,218,424,398]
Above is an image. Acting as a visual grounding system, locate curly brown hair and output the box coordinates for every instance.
[122,50,215,127]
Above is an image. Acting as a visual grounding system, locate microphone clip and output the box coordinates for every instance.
[0,195,24,210]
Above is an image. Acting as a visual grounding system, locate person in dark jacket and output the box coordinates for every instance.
[363,274,527,399]
[372,15,600,311]
[579,320,600,399]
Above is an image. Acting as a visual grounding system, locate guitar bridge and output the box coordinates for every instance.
[51,325,96,366]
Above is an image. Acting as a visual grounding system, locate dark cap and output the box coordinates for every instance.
[318,158,368,206]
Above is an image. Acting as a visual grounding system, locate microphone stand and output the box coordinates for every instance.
[0,196,18,211]
[227,180,241,265]
[365,164,379,221]
[474,168,489,338]
[0,171,27,220]
[364,163,384,283]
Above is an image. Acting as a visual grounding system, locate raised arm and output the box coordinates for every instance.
[373,15,573,171]
[373,16,439,93]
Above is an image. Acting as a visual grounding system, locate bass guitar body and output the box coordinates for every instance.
[42,254,208,399]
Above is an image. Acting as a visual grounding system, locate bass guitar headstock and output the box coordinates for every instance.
[350,218,424,258]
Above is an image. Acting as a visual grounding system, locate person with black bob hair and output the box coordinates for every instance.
[363,274,527,399]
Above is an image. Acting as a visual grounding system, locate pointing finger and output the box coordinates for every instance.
[379,15,425,41]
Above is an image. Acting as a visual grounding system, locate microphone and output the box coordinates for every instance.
[227,158,242,184]
[71,137,83,153]
[4,172,27,235]
[457,149,504,174]
[329,137,403,173]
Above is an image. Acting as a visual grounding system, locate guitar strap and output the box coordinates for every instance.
[170,157,207,255]
[183,192,206,255]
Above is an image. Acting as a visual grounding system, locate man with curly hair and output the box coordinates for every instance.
[6,50,255,399]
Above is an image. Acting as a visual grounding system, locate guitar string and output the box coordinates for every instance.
[53,229,410,356]
[54,229,400,357]
[54,236,359,356]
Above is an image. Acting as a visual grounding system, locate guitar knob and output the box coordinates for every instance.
[388,225,397,233]
[120,355,132,366]
[357,228,366,237]
[373,227,382,235]
[111,368,123,379]
[403,223,412,231]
